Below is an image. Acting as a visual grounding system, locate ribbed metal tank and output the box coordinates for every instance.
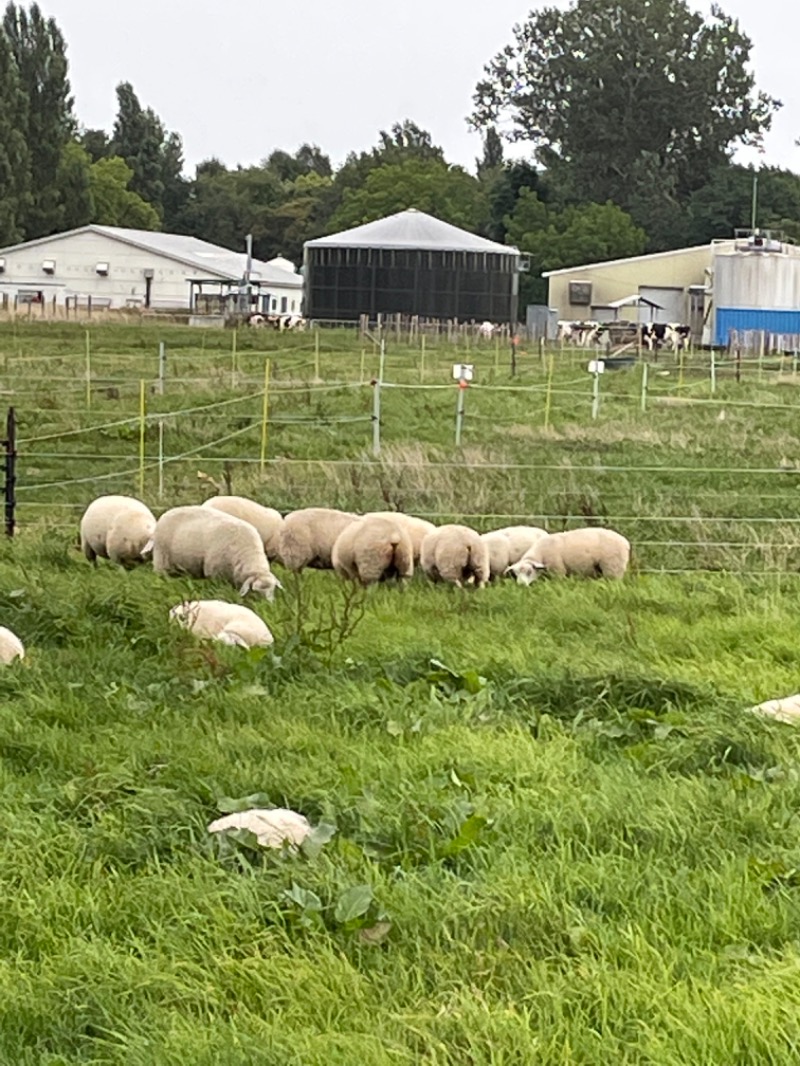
[713,251,800,344]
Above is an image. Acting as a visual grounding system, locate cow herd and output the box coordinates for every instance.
[246,312,307,331]
[557,320,692,352]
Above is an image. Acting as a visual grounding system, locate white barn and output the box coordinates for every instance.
[0,226,304,313]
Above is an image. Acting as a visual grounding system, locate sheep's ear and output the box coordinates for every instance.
[273,578,284,591]
[239,577,255,596]
[140,539,154,558]
[218,631,249,648]
[532,561,547,570]
[503,564,518,578]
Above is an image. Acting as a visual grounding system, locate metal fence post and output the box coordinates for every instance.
[3,407,16,537]
[158,341,166,395]
[455,379,467,447]
[372,340,384,457]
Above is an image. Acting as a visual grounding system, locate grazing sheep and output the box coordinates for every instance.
[202,495,284,560]
[750,694,800,724]
[332,515,414,586]
[507,527,630,585]
[0,626,24,665]
[481,525,549,580]
[279,507,359,572]
[79,494,156,567]
[420,524,490,588]
[169,599,274,648]
[152,505,282,600]
[208,808,311,849]
[364,511,436,563]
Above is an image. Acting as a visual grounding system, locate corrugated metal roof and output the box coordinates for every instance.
[92,227,303,286]
[305,209,518,255]
[542,242,736,277]
[0,225,303,287]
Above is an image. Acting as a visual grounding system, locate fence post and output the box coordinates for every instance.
[85,329,91,410]
[3,407,16,537]
[260,358,271,473]
[314,327,321,379]
[591,362,602,419]
[372,339,384,457]
[544,353,555,429]
[420,334,426,383]
[158,341,166,395]
[455,378,467,447]
[640,360,649,413]
[231,328,238,389]
[360,348,366,385]
[710,348,716,394]
[157,420,165,500]
[138,380,146,497]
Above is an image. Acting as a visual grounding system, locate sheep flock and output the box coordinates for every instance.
[0,493,633,666]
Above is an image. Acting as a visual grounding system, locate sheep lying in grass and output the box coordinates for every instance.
[481,525,549,580]
[750,694,800,724]
[0,626,24,665]
[80,494,156,567]
[332,515,414,586]
[279,507,359,572]
[152,506,282,600]
[507,527,630,585]
[364,512,436,563]
[420,524,490,588]
[208,808,311,849]
[201,496,284,560]
[169,600,274,648]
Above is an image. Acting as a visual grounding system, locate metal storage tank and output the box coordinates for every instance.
[713,242,800,344]
[303,209,521,325]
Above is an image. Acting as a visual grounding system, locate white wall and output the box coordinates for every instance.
[0,230,303,311]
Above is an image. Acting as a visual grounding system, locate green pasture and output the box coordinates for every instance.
[0,321,799,1060]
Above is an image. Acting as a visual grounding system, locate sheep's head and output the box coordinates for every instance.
[169,601,201,626]
[505,560,546,586]
[239,574,283,601]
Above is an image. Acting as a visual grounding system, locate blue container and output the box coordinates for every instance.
[715,307,800,346]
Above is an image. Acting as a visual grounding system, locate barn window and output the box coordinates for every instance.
[568,281,592,306]
[42,259,56,275]
[271,298,277,310]
[95,262,109,276]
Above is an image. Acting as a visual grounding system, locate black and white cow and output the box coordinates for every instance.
[640,322,692,352]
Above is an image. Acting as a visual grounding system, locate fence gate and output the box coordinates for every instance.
[2,407,16,537]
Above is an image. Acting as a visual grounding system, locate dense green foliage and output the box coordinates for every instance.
[0,322,800,1060]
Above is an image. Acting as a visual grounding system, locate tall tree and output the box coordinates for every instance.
[0,25,29,244]
[111,82,186,224]
[88,156,160,230]
[265,144,332,183]
[470,0,779,209]
[78,127,110,163]
[476,127,504,178]
[3,1,74,238]
[56,140,93,230]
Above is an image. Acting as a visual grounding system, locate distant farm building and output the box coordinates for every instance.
[0,226,303,314]
[544,232,800,346]
[303,209,522,325]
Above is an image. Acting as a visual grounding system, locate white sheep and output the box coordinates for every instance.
[750,694,800,724]
[202,495,284,560]
[332,515,414,585]
[420,524,490,588]
[169,600,274,648]
[79,494,156,567]
[0,626,24,665]
[279,507,359,572]
[364,511,436,563]
[152,505,282,600]
[481,525,549,580]
[208,808,311,849]
[507,527,631,585]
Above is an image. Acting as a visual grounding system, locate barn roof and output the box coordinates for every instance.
[306,209,518,255]
[0,226,303,288]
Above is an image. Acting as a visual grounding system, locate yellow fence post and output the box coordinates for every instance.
[260,358,271,472]
[85,329,91,410]
[138,379,146,496]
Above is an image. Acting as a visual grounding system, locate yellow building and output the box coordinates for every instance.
[543,242,734,336]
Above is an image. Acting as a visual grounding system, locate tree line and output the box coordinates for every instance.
[0,0,797,305]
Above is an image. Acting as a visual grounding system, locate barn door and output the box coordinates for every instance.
[638,286,686,324]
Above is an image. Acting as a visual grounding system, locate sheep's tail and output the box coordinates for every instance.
[389,533,414,580]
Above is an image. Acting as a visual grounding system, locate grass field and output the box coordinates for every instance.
[1,320,800,1062]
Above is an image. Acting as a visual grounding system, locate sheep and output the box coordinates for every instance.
[364,511,436,563]
[750,694,800,724]
[201,495,284,560]
[332,515,414,586]
[481,525,549,578]
[279,507,359,572]
[0,626,24,665]
[169,600,274,648]
[79,494,156,567]
[151,505,282,600]
[208,808,311,849]
[507,527,631,585]
[420,524,490,588]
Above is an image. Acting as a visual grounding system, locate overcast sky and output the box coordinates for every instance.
[40,0,800,177]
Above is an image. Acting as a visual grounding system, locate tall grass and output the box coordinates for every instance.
[0,322,799,1060]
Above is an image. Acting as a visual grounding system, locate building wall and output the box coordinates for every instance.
[713,251,800,344]
[0,231,302,311]
[546,245,719,320]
